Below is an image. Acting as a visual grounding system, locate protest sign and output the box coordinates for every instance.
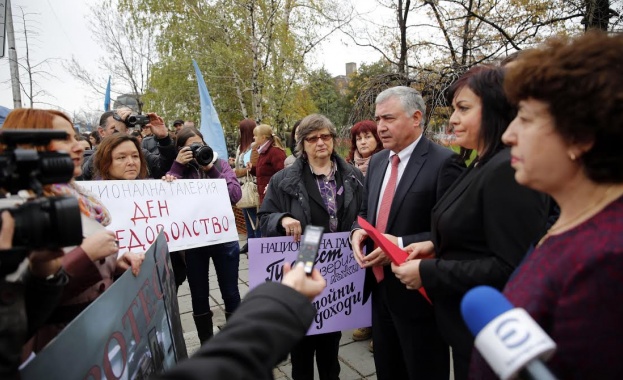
[21,232,186,380]
[248,232,371,335]
[78,179,238,253]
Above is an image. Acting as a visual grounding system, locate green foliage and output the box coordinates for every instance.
[306,68,350,126]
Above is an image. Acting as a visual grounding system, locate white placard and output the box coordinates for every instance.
[77,179,238,253]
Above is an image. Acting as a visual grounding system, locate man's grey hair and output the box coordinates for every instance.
[295,114,337,157]
[376,86,427,120]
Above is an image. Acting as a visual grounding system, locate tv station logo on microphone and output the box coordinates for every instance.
[475,308,556,379]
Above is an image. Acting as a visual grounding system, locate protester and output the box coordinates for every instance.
[89,130,101,149]
[284,120,301,168]
[2,109,144,357]
[163,126,242,343]
[81,107,176,180]
[152,262,325,380]
[130,130,143,145]
[390,66,548,380]
[248,124,286,205]
[93,134,149,180]
[469,31,623,379]
[350,86,464,380]
[233,118,260,251]
[259,114,365,380]
[172,119,184,134]
[347,120,382,176]
[76,133,92,151]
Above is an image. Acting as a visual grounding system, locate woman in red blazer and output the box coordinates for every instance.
[249,124,286,204]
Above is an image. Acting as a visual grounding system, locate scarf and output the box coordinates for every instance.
[353,151,372,176]
[49,182,112,226]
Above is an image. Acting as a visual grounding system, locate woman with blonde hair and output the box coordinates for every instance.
[248,124,286,205]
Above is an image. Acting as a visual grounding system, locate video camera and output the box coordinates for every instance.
[126,114,150,128]
[0,130,83,275]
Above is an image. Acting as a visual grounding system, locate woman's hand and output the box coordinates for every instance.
[81,230,119,262]
[116,252,145,276]
[404,240,435,260]
[175,146,194,165]
[281,216,302,242]
[161,174,177,182]
[282,262,326,300]
[391,260,423,290]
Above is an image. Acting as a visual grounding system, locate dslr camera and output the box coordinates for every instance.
[188,143,215,166]
[0,130,83,275]
[125,114,150,128]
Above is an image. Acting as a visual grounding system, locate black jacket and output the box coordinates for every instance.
[152,282,316,380]
[259,155,364,236]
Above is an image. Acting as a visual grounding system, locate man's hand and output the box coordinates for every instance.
[351,228,369,268]
[147,113,169,139]
[391,260,423,290]
[282,262,326,300]
[404,240,435,260]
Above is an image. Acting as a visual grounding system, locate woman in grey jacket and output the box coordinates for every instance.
[258,114,364,380]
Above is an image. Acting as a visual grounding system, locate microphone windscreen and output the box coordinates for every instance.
[461,286,514,336]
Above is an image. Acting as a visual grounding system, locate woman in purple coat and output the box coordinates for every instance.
[163,126,242,343]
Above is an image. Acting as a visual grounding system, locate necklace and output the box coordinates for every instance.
[538,185,616,246]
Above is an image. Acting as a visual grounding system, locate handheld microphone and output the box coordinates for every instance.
[461,286,557,380]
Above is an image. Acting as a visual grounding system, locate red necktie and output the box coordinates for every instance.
[373,154,400,282]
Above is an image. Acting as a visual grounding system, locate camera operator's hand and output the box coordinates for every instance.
[116,107,133,123]
[175,146,194,165]
[81,230,119,262]
[147,113,169,139]
[116,252,145,277]
[281,262,326,301]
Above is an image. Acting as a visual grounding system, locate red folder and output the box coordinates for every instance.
[357,216,432,304]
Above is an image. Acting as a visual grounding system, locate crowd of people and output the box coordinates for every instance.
[0,30,622,380]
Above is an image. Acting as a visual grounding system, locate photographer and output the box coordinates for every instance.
[2,109,145,357]
[153,262,325,380]
[0,212,68,379]
[81,107,176,180]
[162,126,242,344]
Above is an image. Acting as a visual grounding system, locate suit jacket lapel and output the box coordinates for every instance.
[432,163,477,225]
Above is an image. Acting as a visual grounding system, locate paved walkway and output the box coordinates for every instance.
[177,235,378,379]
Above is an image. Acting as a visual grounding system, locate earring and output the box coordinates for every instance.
[569,152,577,161]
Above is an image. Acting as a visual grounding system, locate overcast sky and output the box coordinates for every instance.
[0,0,382,116]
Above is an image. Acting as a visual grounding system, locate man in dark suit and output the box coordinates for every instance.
[351,86,464,380]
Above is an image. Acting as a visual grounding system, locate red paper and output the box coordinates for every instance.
[357,216,432,304]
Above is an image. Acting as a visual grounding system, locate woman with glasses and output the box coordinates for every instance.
[248,124,286,205]
[163,126,242,344]
[258,114,365,380]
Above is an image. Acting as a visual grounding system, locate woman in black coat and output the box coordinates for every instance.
[259,114,364,380]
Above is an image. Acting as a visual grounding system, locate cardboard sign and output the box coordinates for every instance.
[248,232,372,335]
[78,179,238,253]
[21,233,187,379]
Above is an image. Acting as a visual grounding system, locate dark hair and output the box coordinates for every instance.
[505,31,623,183]
[99,111,115,128]
[94,134,148,180]
[130,130,142,139]
[347,120,382,162]
[289,120,301,153]
[89,130,101,145]
[175,126,205,149]
[448,65,515,164]
[238,118,256,153]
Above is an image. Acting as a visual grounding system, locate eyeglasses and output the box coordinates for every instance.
[304,134,333,143]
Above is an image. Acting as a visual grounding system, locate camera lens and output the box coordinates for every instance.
[191,144,214,166]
